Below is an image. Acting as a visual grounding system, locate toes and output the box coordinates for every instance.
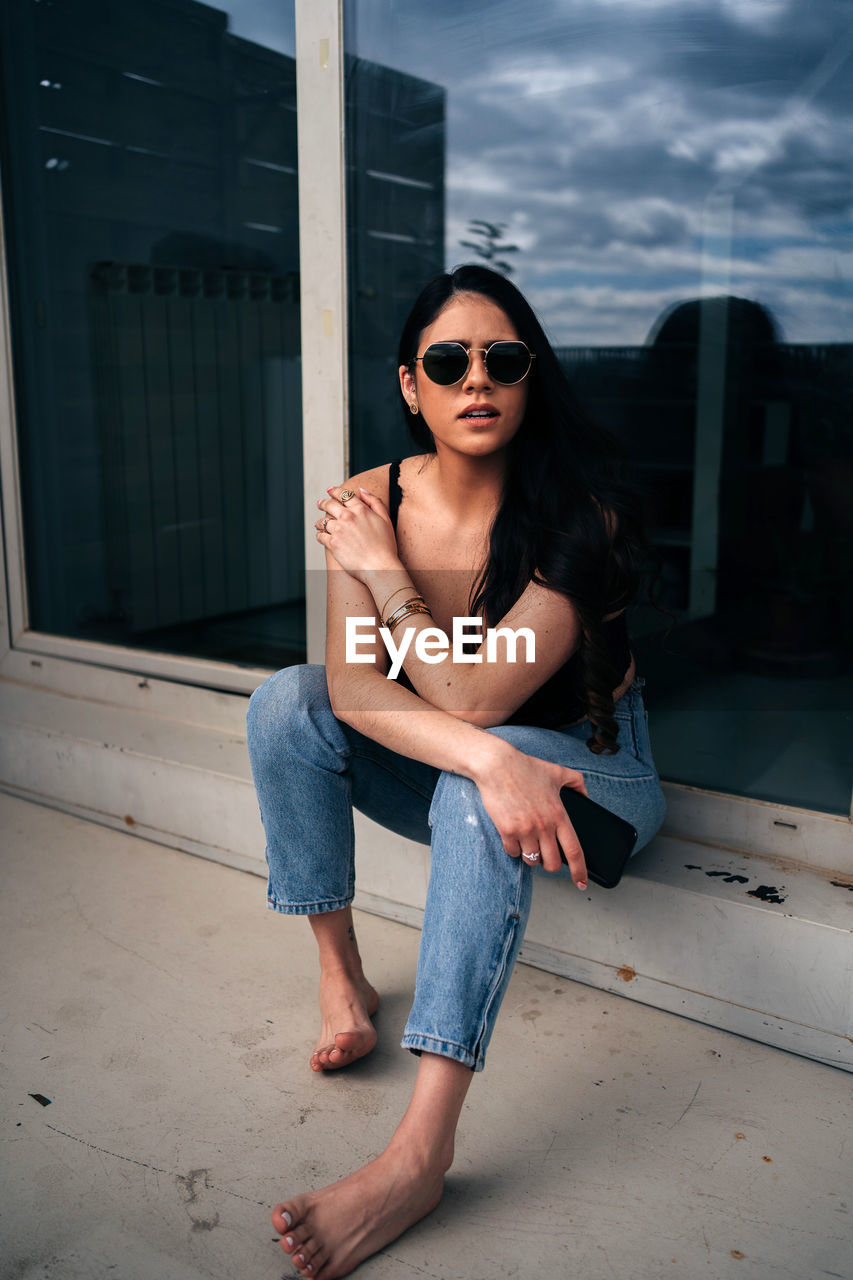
[311,1025,378,1072]
[294,1234,319,1266]
[293,1242,322,1277]
[289,1232,326,1275]
[272,1204,294,1235]
[273,1210,312,1255]
[311,1042,351,1071]
[280,1224,311,1255]
[271,1203,329,1276]
[300,1245,328,1277]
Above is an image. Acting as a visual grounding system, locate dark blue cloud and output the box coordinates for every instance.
[345,0,853,339]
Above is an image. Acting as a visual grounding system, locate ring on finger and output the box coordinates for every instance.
[339,488,356,503]
[522,849,541,863]
[321,516,329,532]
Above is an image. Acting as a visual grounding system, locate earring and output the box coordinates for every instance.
[410,402,419,415]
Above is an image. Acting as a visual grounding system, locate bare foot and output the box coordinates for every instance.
[310,971,380,1072]
[271,1142,445,1278]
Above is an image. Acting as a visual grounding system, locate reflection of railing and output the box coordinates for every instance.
[91,262,302,632]
[555,346,647,365]
[775,342,853,369]
[555,341,853,375]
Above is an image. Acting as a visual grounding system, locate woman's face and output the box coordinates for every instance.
[398,292,529,460]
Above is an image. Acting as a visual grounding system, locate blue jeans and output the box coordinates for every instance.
[246,664,666,1071]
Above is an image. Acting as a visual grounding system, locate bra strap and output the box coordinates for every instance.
[388,459,403,531]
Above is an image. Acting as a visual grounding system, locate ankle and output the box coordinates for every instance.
[319,960,368,987]
[387,1121,455,1177]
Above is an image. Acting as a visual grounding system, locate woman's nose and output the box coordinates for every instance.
[464,349,493,389]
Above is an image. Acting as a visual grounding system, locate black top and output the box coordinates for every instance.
[386,460,632,729]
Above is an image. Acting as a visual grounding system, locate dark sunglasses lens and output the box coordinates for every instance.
[421,344,469,385]
[485,342,531,383]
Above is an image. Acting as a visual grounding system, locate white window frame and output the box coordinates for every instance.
[0,0,850,856]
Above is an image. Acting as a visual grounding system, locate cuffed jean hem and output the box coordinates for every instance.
[400,1033,480,1072]
[266,895,354,915]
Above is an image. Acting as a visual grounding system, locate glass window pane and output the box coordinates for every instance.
[344,0,853,815]
[1,0,304,670]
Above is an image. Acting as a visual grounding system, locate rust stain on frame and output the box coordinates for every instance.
[319,38,329,69]
[616,964,637,982]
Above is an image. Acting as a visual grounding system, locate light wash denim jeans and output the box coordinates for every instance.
[247,664,666,1071]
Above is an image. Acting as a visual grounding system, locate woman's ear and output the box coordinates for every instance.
[399,364,416,401]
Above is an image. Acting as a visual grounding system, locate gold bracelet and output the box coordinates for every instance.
[384,599,430,631]
[379,585,416,617]
[383,595,426,630]
[385,602,432,634]
[387,604,432,635]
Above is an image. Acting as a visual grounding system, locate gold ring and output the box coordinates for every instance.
[321,516,329,532]
[339,489,356,503]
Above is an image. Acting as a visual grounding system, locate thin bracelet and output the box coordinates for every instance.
[386,604,432,635]
[379,585,416,617]
[385,602,432,634]
[383,595,426,629]
[384,598,429,631]
[383,595,424,624]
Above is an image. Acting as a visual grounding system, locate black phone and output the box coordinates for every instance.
[559,787,638,889]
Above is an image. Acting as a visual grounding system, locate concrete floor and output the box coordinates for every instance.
[1,792,851,1280]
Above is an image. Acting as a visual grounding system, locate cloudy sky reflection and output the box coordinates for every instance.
[340,0,851,344]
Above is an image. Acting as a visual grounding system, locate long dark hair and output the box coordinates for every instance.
[397,264,649,754]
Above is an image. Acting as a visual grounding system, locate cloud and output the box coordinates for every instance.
[345,0,852,343]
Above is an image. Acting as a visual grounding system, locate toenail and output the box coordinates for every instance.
[285,1235,294,1247]
[283,1211,292,1227]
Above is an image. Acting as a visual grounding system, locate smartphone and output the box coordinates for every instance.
[559,786,638,889]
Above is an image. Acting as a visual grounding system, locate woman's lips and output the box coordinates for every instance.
[458,403,499,423]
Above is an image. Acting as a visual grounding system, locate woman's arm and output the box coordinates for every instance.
[323,548,590,887]
[318,481,582,728]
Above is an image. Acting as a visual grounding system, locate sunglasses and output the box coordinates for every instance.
[413,341,535,386]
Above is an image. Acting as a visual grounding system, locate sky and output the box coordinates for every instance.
[232,0,852,346]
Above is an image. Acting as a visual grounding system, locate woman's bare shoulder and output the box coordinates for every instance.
[340,455,432,507]
[336,462,392,506]
[397,453,435,498]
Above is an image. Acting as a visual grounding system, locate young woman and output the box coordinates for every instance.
[247,265,666,1278]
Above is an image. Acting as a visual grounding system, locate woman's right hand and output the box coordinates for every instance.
[472,743,590,887]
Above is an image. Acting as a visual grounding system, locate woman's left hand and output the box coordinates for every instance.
[473,746,589,883]
[315,485,400,580]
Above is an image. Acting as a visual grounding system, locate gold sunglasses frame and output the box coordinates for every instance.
[413,341,536,386]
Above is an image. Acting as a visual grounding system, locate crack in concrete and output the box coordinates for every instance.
[45,1124,269,1208]
[670,1080,702,1128]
